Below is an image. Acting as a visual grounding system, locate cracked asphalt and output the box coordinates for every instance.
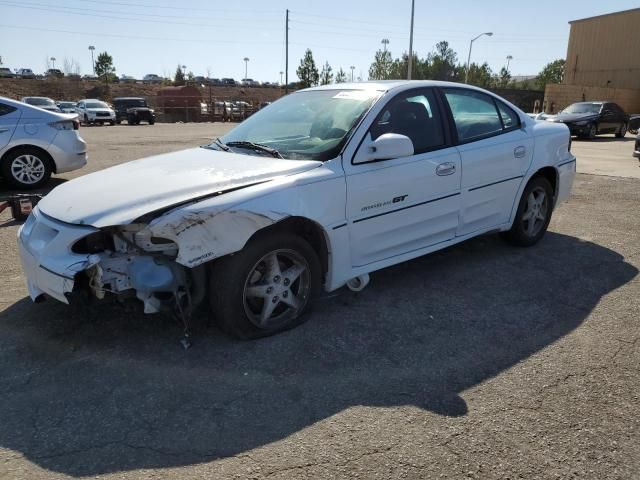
[0,124,639,479]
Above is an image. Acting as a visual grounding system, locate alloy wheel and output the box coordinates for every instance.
[521,186,548,238]
[10,154,46,185]
[243,249,311,329]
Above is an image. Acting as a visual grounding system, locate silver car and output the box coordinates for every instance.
[21,97,61,113]
[0,96,87,189]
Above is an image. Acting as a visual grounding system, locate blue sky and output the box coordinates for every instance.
[0,0,637,82]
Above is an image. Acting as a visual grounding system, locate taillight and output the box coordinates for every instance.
[48,120,76,131]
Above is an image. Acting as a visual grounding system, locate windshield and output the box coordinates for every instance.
[561,103,602,114]
[26,98,54,106]
[58,102,76,108]
[115,99,147,108]
[85,101,108,109]
[216,89,380,161]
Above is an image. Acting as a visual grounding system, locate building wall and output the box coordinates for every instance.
[544,84,640,114]
[564,9,640,89]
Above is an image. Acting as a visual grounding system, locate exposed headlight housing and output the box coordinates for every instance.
[574,120,589,126]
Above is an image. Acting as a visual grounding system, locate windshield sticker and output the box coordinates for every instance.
[333,91,373,100]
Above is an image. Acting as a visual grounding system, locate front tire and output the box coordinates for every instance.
[1,147,53,189]
[209,232,321,339]
[587,123,597,140]
[502,176,554,247]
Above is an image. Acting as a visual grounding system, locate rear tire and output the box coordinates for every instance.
[1,147,53,189]
[501,176,554,247]
[209,232,321,340]
[615,123,627,138]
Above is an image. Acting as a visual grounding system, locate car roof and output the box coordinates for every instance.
[113,97,145,100]
[302,80,508,95]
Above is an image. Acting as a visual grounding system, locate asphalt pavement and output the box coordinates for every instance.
[0,124,638,479]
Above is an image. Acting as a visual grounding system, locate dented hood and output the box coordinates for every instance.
[38,147,321,227]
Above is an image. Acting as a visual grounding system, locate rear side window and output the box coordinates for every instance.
[0,103,17,116]
[369,88,445,155]
[496,101,520,130]
[443,89,503,142]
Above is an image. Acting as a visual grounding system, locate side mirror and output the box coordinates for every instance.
[355,133,414,163]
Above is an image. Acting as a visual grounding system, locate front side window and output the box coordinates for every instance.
[217,89,381,161]
[496,101,520,130]
[369,89,445,154]
[443,89,503,142]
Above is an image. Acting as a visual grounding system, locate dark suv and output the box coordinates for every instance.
[543,101,629,139]
[112,97,156,125]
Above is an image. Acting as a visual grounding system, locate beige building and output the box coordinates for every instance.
[544,8,640,113]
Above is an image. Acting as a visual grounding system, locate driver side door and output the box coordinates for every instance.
[344,88,462,267]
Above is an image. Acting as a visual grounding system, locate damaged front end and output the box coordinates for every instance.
[72,224,204,316]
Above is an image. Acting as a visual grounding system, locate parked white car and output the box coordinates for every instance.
[18,81,575,339]
[1,96,86,189]
[76,99,116,125]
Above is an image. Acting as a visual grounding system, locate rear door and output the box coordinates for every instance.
[0,102,21,152]
[441,88,533,237]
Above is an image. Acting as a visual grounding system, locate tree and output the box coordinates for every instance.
[319,61,333,85]
[536,59,565,90]
[296,49,319,88]
[335,67,347,83]
[174,65,185,86]
[427,41,458,81]
[368,49,393,80]
[466,62,493,88]
[94,51,116,84]
[492,66,512,89]
[62,57,81,77]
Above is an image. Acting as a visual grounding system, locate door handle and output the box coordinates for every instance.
[0,128,9,133]
[436,162,456,176]
[514,146,526,158]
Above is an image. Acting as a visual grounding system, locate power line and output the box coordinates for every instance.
[0,23,283,46]
[64,0,279,14]
[0,1,281,28]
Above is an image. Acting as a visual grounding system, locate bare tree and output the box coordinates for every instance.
[63,57,81,76]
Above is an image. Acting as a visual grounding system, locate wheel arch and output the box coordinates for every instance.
[533,166,558,203]
[245,215,330,280]
[0,144,56,173]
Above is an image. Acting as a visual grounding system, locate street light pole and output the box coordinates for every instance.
[88,45,95,75]
[506,55,513,72]
[465,32,493,83]
[381,38,389,52]
[407,0,415,79]
[279,71,283,85]
[50,57,56,69]
[350,66,355,82]
[243,57,249,80]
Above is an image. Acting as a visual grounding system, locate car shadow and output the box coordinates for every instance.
[0,232,636,476]
[573,135,635,143]
[0,177,67,196]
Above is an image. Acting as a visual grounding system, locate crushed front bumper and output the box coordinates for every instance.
[17,207,99,303]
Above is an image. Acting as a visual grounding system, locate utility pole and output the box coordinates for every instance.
[88,45,95,75]
[279,71,283,85]
[381,38,389,52]
[350,65,355,82]
[285,9,289,94]
[407,0,415,80]
[243,57,249,80]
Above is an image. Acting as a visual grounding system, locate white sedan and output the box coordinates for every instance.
[1,96,87,189]
[18,81,575,339]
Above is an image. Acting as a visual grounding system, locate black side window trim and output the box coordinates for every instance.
[350,86,453,166]
[439,87,522,146]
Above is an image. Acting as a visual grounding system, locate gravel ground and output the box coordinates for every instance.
[0,124,638,479]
